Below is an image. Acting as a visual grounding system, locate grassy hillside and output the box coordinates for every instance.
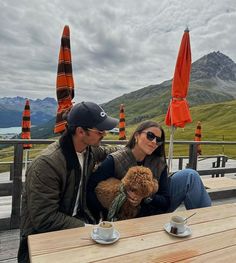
[103,81,171,124]
[103,81,234,125]
[163,100,236,140]
[109,100,236,157]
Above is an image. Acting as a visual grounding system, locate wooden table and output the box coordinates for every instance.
[28,203,236,262]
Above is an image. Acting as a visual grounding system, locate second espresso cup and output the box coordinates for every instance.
[170,215,186,234]
[97,221,114,240]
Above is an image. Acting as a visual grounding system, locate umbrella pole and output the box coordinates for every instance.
[24,149,29,174]
[167,126,176,174]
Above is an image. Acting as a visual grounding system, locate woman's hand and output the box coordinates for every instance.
[127,190,142,207]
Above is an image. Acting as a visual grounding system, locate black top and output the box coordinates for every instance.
[87,155,170,221]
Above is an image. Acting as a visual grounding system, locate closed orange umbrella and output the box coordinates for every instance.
[119,104,126,140]
[165,28,192,127]
[194,121,202,155]
[54,25,74,134]
[21,99,32,149]
[165,28,192,172]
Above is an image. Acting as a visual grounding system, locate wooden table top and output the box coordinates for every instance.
[28,203,236,263]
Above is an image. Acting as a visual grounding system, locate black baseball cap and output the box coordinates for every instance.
[67,101,118,130]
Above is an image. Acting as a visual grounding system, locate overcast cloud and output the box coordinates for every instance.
[0,0,236,103]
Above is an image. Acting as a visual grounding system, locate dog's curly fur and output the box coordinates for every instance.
[95,166,158,220]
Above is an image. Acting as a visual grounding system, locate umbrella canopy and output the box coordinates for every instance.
[194,121,202,155]
[119,104,126,140]
[165,29,192,172]
[165,28,192,128]
[21,99,32,149]
[54,25,74,134]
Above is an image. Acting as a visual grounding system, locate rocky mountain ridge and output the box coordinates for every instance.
[102,51,236,124]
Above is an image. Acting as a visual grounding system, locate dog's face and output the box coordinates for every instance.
[121,166,158,199]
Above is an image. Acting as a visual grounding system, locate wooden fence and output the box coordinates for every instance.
[0,139,236,231]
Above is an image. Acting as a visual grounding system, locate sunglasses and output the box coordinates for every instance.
[142,131,163,146]
[87,128,106,135]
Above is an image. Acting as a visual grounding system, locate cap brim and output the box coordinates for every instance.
[95,116,119,131]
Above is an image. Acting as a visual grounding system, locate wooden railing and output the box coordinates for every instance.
[0,139,236,230]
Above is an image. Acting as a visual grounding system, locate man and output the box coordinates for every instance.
[18,101,118,263]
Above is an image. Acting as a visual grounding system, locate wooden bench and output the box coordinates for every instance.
[202,177,236,200]
[173,154,228,171]
[202,177,236,189]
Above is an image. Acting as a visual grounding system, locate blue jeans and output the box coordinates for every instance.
[168,169,212,212]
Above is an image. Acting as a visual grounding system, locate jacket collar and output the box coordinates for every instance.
[59,131,79,171]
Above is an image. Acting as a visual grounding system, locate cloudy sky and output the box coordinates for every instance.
[1,0,236,104]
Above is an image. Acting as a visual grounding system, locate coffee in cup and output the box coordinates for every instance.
[97,221,114,240]
[170,215,186,234]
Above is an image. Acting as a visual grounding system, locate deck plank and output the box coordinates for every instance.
[0,229,19,262]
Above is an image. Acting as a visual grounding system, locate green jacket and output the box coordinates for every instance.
[18,132,115,262]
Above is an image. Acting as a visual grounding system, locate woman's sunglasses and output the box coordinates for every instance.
[142,131,163,146]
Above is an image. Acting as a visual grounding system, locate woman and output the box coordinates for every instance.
[87,120,211,221]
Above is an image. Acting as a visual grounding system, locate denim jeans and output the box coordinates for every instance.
[168,169,212,212]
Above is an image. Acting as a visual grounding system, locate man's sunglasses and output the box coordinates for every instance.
[142,131,163,146]
[87,128,106,135]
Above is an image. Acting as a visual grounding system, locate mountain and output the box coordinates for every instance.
[1,51,236,135]
[102,51,236,124]
[0,97,57,128]
[31,117,58,139]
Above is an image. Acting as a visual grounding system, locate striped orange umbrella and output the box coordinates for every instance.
[21,99,32,149]
[194,121,202,155]
[54,25,74,134]
[119,104,126,140]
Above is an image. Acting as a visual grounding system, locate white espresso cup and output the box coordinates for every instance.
[170,215,186,234]
[97,221,114,240]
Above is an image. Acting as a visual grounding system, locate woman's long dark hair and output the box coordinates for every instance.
[126,120,166,159]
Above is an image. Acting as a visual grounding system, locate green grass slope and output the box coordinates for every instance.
[116,99,236,157]
[103,81,234,125]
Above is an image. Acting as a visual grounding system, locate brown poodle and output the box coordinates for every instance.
[95,166,158,221]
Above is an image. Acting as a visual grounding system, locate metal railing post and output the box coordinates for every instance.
[10,144,23,229]
[178,157,183,170]
[188,143,198,170]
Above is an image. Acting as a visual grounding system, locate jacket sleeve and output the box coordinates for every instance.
[87,155,115,221]
[26,158,84,233]
[139,167,170,216]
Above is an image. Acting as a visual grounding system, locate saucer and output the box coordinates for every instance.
[91,229,120,244]
[164,223,192,237]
